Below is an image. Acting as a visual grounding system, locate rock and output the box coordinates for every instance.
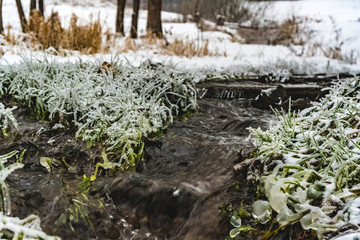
[281,98,312,111]
[252,85,288,110]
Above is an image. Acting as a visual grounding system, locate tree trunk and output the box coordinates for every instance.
[0,0,3,34]
[116,0,126,35]
[15,0,27,32]
[147,0,162,37]
[38,0,44,16]
[30,0,36,16]
[130,0,140,38]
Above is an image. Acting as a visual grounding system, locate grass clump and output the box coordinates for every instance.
[231,77,360,239]
[0,58,197,170]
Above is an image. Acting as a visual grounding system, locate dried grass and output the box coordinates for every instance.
[116,37,140,53]
[165,38,211,58]
[116,34,214,58]
[4,10,216,57]
[102,29,116,53]
[29,10,102,54]
[274,16,306,46]
[4,26,16,45]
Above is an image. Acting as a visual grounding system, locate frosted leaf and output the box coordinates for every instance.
[264,174,277,199]
[277,207,302,226]
[252,200,272,224]
[307,187,323,200]
[307,181,325,200]
[230,215,242,228]
[300,212,316,230]
[52,123,65,130]
[300,208,334,232]
[0,150,19,164]
[0,162,24,182]
[268,180,289,213]
[0,213,60,239]
[294,187,307,204]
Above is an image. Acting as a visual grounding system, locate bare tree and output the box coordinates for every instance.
[15,0,27,33]
[130,0,140,38]
[0,0,3,34]
[38,0,44,16]
[147,0,162,37]
[30,0,36,16]
[116,0,126,35]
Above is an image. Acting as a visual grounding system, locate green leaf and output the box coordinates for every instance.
[40,157,53,172]
[230,227,241,238]
[230,226,256,238]
[0,150,18,164]
[230,215,242,228]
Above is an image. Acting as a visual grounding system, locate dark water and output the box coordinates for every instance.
[109,99,275,239]
[1,96,275,239]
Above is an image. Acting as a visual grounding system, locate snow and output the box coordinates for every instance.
[331,232,360,240]
[1,0,360,77]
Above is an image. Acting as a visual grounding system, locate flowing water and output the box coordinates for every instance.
[0,97,274,239]
[108,98,275,239]
[1,80,324,239]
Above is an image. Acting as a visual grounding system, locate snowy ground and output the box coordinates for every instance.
[0,0,360,79]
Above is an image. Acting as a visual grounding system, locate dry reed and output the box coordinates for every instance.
[165,38,211,58]
[29,10,102,54]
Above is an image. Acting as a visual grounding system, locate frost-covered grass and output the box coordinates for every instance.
[0,151,59,239]
[0,103,18,138]
[231,77,360,239]
[0,58,197,169]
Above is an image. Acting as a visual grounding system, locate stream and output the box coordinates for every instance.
[0,80,325,239]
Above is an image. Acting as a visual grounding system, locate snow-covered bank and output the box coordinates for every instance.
[0,0,360,77]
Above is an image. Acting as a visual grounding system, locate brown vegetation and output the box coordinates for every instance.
[274,16,304,45]
[4,25,15,45]
[28,11,102,54]
[165,38,211,57]
[116,34,214,58]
